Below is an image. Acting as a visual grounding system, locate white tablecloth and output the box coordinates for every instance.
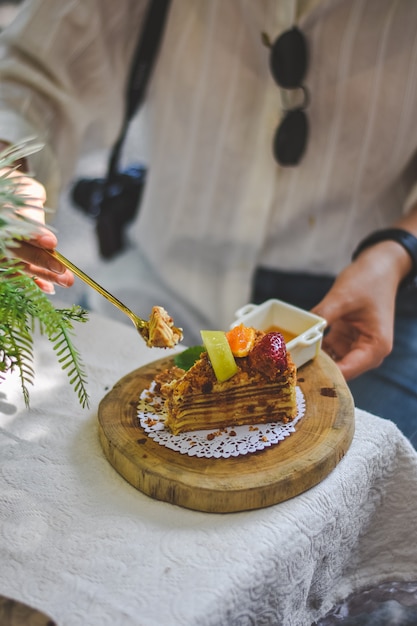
[1,311,417,626]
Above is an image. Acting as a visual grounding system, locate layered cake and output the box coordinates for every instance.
[156,327,297,435]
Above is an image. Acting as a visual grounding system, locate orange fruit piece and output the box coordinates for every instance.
[226,324,256,357]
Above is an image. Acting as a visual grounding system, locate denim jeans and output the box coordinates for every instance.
[252,268,417,447]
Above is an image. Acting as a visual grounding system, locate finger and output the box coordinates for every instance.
[35,230,58,249]
[312,297,344,326]
[32,276,56,294]
[323,328,388,379]
[19,224,58,250]
[23,260,74,287]
[334,345,385,380]
[322,330,385,380]
[12,240,66,274]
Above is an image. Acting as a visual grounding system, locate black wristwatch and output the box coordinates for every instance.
[352,228,417,290]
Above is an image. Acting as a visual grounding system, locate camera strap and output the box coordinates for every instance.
[106,0,172,181]
[72,0,172,258]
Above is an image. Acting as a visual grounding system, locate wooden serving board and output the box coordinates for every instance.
[0,595,56,625]
[98,351,354,513]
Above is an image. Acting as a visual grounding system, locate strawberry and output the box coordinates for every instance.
[249,332,287,376]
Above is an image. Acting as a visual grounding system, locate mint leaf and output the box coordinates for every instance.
[174,345,206,371]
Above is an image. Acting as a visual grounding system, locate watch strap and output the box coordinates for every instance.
[352,228,417,289]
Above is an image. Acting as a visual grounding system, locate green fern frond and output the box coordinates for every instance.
[49,316,89,409]
[0,137,91,408]
[0,282,90,406]
[0,323,34,407]
[0,262,90,408]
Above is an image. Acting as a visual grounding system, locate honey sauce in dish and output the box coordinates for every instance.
[264,325,297,344]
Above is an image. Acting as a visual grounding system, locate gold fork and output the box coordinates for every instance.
[46,249,182,347]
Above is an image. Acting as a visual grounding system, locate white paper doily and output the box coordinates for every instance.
[137,382,305,459]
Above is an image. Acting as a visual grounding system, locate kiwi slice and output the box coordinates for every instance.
[200,330,238,382]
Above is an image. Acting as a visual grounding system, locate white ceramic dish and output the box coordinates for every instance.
[231,298,327,369]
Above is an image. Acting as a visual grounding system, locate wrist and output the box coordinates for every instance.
[352,228,417,290]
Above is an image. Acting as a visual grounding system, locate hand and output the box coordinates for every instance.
[3,168,74,292]
[312,241,410,380]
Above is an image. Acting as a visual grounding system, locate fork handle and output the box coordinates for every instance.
[47,250,146,328]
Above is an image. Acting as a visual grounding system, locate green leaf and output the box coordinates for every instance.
[174,345,206,371]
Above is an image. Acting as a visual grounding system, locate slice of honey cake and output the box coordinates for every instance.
[157,329,297,435]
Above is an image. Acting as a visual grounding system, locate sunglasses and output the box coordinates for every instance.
[268,26,309,166]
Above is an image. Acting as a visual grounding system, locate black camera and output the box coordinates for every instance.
[71,164,147,259]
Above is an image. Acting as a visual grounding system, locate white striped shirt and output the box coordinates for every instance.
[0,0,416,339]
